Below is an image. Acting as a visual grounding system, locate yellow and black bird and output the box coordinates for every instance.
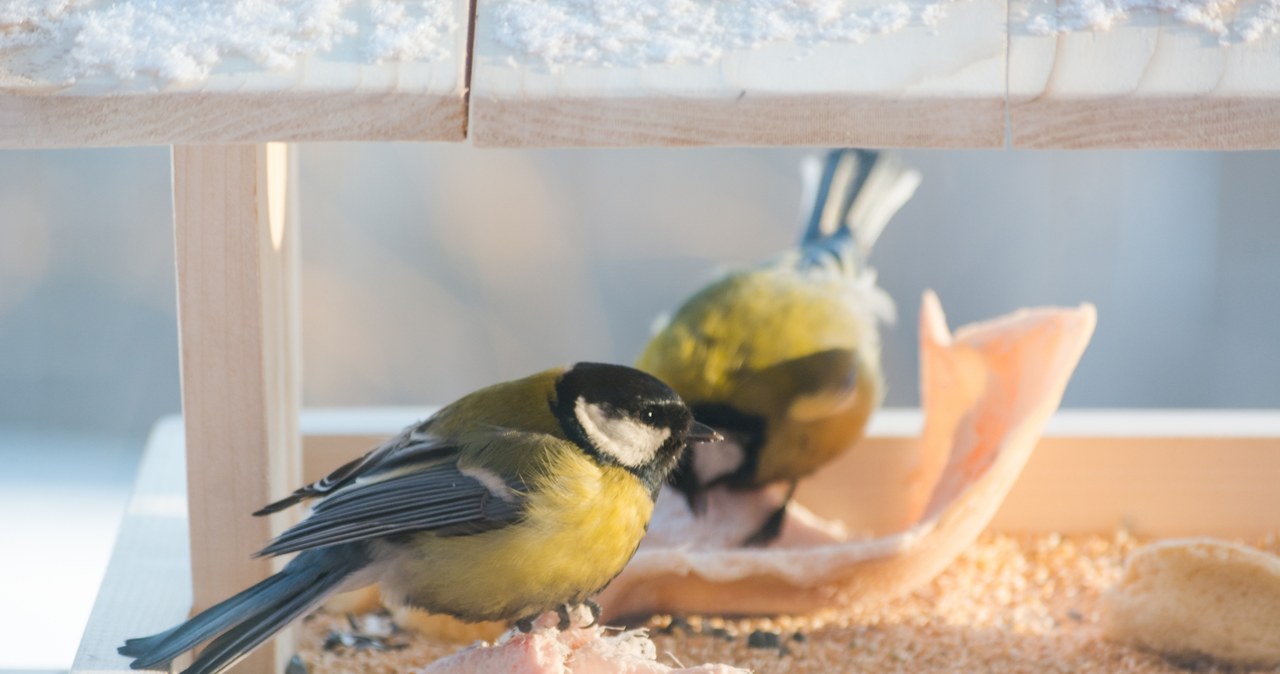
[119,362,717,674]
[636,149,920,545]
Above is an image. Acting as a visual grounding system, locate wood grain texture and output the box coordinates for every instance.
[470,0,1007,148]
[7,0,1278,148]
[0,0,469,147]
[991,435,1280,538]
[302,409,1280,538]
[802,410,1280,538]
[173,144,302,674]
[72,419,194,674]
[1009,0,1280,148]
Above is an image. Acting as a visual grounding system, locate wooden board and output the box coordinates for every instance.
[72,419,194,674]
[469,0,1007,148]
[803,410,1280,539]
[1009,0,1280,148]
[172,144,303,674]
[6,0,1279,148]
[0,1,470,147]
[5,0,1280,149]
[303,408,1280,538]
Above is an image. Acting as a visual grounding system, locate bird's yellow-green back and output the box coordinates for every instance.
[637,266,881,408]
[428,367,567,438]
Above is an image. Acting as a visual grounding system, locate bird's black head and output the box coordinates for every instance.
[552,362,718,497]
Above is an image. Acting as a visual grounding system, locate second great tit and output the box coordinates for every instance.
[119,362,718,674]
[636,149,921,546]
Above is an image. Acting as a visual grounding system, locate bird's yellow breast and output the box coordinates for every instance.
[381,448,653,622]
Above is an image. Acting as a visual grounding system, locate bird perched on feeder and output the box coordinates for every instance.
[636,149,920,546]
[119,362,718,674]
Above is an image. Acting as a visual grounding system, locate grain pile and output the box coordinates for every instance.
[296,532,1280,674]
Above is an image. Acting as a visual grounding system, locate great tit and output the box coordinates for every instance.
[119,362,718,674]
[636,149,920,546]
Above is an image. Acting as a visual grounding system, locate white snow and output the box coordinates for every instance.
[0,0,458,85]
[491,0,971,68]
[1026,0,1280,44]
[367,0,457,63]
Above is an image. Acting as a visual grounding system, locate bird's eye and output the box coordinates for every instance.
[643,406,657,421]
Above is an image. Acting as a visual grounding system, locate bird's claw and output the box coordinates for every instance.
[516,601,603,633]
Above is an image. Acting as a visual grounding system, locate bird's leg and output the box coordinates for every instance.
[516,604,586,632]
[584,599,602,627]
[515,615,537,633]
[556,604,572,631]
[742,480,798,547]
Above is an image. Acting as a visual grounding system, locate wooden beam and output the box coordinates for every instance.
[172,144,302,674]
[303,409,1280,538]
[798,410,1280,538]
[0,0,470,147]
[7,0,1280,148]
[1009,0,1280,148]
[469,0,1007,148]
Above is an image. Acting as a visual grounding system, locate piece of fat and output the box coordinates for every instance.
[422,621,748,674]
[596,290,1097,620]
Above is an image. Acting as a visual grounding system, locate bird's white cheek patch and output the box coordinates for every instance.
[575,398,669,468]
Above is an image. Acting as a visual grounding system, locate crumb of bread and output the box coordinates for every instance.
[1101,538,1280,669]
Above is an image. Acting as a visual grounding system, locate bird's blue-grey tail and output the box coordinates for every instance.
[119,545,368,674]
[798,149,922,265]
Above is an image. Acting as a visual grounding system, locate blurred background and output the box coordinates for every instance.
[1,146,1278,670]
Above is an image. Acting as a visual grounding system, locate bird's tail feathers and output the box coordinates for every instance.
[120,545,369,674]
[799,149,922,257]
[118,573,291,663]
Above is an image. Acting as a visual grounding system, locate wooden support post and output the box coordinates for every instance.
[172,144,302,674]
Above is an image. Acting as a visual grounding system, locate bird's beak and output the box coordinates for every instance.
[686,420,723,444]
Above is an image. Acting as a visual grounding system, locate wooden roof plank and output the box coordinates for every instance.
[1009,0,1280,149]
[0,0,471,147]
[469,0,1009,148]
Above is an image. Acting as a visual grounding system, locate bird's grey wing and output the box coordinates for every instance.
[255,452,525,557]
[254,420,453,516]
[671,348,858,500]
[742,347,859,422]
